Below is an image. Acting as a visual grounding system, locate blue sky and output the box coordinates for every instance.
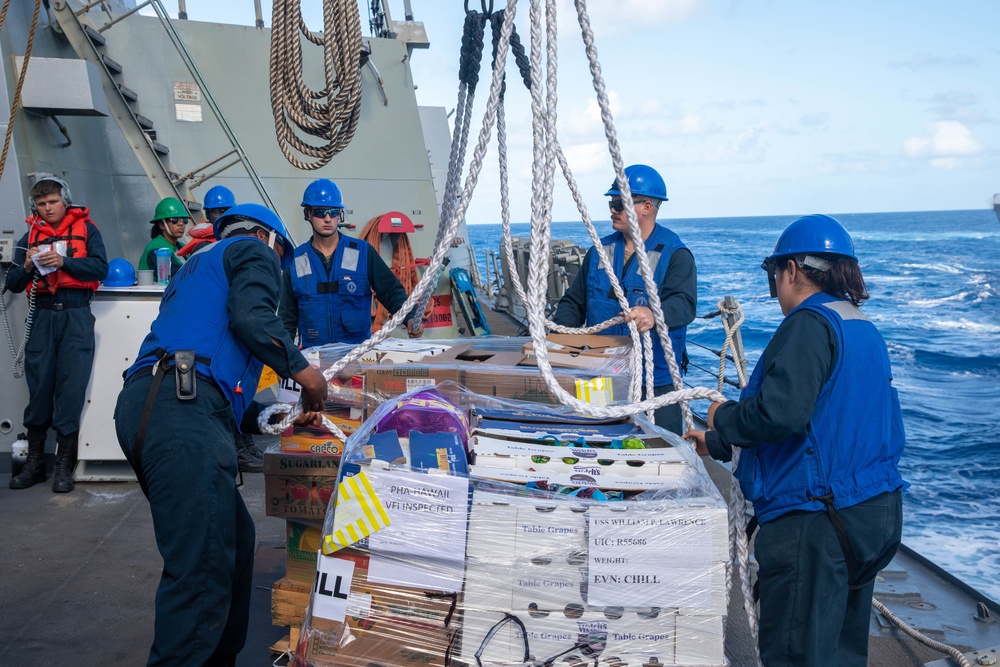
[154,1,1000,223]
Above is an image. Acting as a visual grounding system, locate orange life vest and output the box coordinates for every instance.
[27,207,101,295]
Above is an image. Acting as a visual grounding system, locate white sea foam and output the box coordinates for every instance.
[909,292,971,308]
[927,318,1000,334]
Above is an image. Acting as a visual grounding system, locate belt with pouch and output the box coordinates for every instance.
[130,349,211,485]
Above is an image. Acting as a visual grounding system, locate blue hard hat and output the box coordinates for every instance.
[203,185,236,211]
[764,214,857,268]
[301,178,344,208]
[213,203,295,270]
[104,258,136,287]
[605,164,668,201]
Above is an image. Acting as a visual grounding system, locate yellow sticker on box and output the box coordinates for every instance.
[322,472,391,554]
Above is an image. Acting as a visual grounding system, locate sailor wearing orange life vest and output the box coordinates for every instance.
[5,174,108,493]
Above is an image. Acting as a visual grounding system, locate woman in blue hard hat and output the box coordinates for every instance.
[685,214,907,667]
[115,202,328,665]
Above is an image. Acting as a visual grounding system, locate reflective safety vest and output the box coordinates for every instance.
[27,207,101,295]
[125,237,265,427]
[289,237,372,346]
[733,292,908,524]
[584,224,688,385]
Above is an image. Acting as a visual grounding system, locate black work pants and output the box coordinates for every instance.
[24,305,95,435]
[115,372,255,666]
[755,490,903,667]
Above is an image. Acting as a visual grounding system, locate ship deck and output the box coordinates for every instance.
[2,446,996,666]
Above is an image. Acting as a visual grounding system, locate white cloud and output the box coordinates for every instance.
[903,121,982,160]
[703,121,768,163]
[562,91,621,137]
[563,141,609,176]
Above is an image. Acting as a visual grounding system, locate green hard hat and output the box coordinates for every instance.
[150,197,190,224]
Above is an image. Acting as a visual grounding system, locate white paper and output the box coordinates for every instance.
[587,508,716,607]
[33,242,66,276]
[312,554,355,622]
[174,103,203,122]
[364,468,470,592]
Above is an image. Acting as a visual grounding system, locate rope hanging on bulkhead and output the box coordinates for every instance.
[269,0,363,170]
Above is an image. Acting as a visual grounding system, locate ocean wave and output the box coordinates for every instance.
[923,318,1000,334]
[908,292,973,307]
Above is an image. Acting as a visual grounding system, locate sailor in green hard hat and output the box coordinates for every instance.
[139,197,191,279]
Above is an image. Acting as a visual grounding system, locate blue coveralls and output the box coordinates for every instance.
[114,237,308,666]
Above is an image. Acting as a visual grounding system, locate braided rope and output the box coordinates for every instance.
[269,0,362,170]
[717,298,748,392]
[0,0,42,181]
[871,598,972,667]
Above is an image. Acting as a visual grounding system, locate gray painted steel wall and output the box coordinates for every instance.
[0,5,451,454]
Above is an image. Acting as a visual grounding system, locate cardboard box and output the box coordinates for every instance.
[280,412,360,455]
[303,548,459,667]
[286,521,323,584]
[263,447,340,522]
[521,334,633,370]
[363,365,461,404]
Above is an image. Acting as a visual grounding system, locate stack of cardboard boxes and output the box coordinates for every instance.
[291,385,729,667]
[264,400,361,648]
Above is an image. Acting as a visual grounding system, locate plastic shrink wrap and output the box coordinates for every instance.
[290,383,730,667]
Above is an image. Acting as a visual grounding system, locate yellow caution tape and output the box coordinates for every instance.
[322,472,391,554]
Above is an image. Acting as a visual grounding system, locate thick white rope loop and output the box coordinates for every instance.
[871,599,972,667]
[493,50,642,402]
[259,2,522,438]
[516,0,716,422]
[269,0,362,170]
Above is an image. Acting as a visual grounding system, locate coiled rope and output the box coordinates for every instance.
[269,0,362,170]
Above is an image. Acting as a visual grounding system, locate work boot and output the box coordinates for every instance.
[9,428,46,490]
[235,432,263,473]
[52,431,79,493]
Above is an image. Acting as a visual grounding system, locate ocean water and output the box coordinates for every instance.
[467,210,1000,602]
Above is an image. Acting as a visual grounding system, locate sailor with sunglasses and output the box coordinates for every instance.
[280,178,422,347]
[552,165,697,434]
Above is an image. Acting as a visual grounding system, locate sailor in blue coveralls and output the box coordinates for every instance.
[685,215,907,667]
[279,178,422,346]
[552,165,697,434]
[114,204,327,666]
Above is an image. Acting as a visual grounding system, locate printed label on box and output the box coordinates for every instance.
[365,468,470,592]
[587,508,718,608]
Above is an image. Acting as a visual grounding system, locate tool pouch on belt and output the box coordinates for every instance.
[174,350,197,400]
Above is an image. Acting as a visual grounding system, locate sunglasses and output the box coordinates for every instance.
[164,218,187,225]
[608,198,650,213]
[310,207,344,219]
